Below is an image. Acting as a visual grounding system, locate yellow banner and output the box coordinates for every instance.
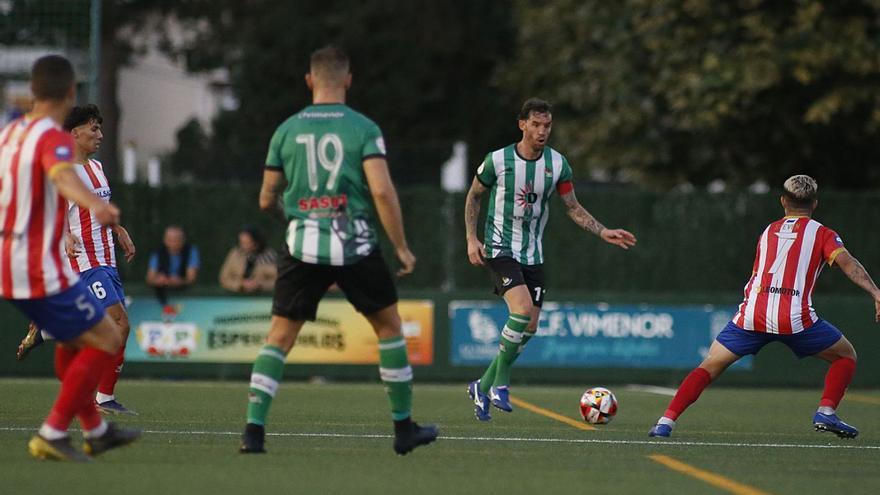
[127,297,434,365]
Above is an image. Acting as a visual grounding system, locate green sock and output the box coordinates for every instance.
[379,336,412,421]
[515,330,537,361]
[246,345,286,426]
[491,313,530,388]
[479,356,498,394]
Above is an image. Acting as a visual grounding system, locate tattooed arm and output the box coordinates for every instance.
[465,178,488,266]
[559,189,637,250]
[834,251,880,322]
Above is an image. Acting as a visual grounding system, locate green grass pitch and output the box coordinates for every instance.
[1,379,878,494]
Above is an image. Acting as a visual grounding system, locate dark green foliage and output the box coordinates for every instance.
[110,183,880,295]
[169,0,518,185]
[503,0,880,189]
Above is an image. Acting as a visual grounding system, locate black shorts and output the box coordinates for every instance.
[272,248,398,321]
[485,256,546,307]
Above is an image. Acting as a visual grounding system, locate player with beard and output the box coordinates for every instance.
[464,98,637,421]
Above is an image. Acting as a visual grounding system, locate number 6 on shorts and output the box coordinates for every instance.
[90,281,106,300]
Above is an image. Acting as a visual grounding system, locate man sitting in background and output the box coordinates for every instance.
[219,226,277,293]
[146,225,199,314]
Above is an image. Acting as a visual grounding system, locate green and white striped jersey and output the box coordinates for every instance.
[266,103,386,265]
[476,144,573,265]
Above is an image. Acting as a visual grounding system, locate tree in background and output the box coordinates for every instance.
[167,0,517,183]
[504,0,880,189]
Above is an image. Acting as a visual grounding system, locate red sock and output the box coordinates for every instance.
[819,357,856,409]
[97,346,126,396]
[664,368,712,421]
[54,345,79,381]
[77,400,104,431]
[45,347,115,431]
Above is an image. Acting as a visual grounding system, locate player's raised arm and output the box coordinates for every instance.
[50,166,119,226]
[833,251,880,322]
[464,177,488,266]
[559,188,636,250]
[363,156,416,276]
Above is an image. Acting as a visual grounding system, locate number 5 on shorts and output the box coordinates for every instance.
[75,294,96,320]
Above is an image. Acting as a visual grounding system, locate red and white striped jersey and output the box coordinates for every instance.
[0,116,80,299]
[733,216,846,334]
[68,159,115,272]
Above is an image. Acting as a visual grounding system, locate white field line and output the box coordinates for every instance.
[1,426,877,450]
[624,384,677,396]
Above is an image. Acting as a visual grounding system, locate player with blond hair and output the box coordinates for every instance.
[649,175,880,438]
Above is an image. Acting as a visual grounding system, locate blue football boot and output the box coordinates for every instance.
[96,400,138,416]
[648,423,673,437]
[489,386,513,412]
[813,412,858,439]
[467,380,491,421]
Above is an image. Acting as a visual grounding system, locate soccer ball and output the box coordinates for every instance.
[579,387,618,424]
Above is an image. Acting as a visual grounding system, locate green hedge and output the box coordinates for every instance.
[111,184,880,296]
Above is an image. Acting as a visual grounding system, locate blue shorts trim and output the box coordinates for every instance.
[79,266,126,308]
[716,320,843,359]
[9,281,106,342]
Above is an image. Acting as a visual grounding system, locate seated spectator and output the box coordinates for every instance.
[146,225,200,312]
[219,227,277,293]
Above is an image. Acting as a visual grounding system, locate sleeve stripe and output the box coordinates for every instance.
[47,161,73,179]
[476,175,493,187]
[827,247,847,266]
[361,153,386,162]
[264,164,283,170]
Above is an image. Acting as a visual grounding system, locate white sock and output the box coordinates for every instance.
[658,417,676,427]
[82,420,108,439]
[40,330,53,341]
[96,392,115,404]
[38,423,68,440]
[817,406,835,415]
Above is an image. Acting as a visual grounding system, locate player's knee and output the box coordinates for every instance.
[371,315,402,340]
[115,314,130,339]
[698,361,725,380]
[509,300,532,316]
[266,329,295,353]
[840,346,857,362]
[526,317,538,333]
[97,328,123,353]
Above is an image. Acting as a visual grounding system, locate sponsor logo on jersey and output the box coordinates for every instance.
[757,285,801,297]
[55,145,71,159]
[299,111,344,119]
[375,137,386,155]
[835,235,844,246]
[515,183,538,213]
[298,194,349,211]
[501,277,513,286]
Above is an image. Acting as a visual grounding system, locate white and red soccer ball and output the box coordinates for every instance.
[579,387,618,424]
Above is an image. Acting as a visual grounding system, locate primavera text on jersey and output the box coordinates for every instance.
[476,144,573,265]
[266,104,386,266]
